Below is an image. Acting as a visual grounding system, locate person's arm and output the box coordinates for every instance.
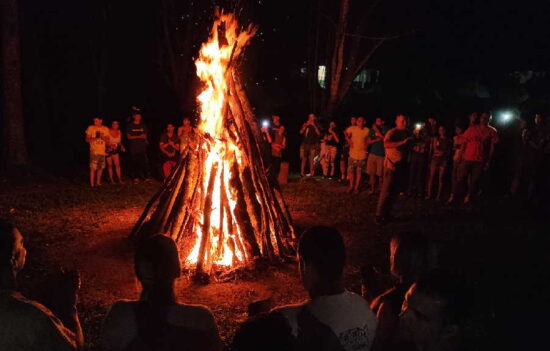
[85,128,92,143]
[312,123,321,136]
[41,269,83,349]
[372,301,398,351]
[281,135,286,149]
[331,130,340,143]
[384,130,410,149]
[485,130,499,169]
[366,130,382,145]
[126,127,138,140]
[299,123,308,134]
[262,128,272,143]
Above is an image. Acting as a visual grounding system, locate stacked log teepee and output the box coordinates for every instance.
[130,11,295,280]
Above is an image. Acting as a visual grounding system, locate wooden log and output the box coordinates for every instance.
[195,162,218,274]
[128,154,187,240]
[230,161,261,258]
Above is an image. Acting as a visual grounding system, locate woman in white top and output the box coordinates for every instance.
[99,235,222,351]
[106,120,125,184]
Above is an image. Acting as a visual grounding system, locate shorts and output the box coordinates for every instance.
[366,154,384,176]
[348,157,366,173]
[90,154,106,170]
[431,156,447,169]
[300,143,319,160]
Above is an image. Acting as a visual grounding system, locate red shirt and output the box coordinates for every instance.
[462,125,498,162]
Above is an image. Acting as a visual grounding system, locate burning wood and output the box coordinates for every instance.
[130,11,295,282]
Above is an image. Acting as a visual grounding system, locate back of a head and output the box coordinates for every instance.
[391,232,435,284]
[231,312,296,351]
[299,226,346,282]
[0,221,16,267]
[135,234,181,284]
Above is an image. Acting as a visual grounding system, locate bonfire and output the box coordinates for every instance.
[131,11,295,282]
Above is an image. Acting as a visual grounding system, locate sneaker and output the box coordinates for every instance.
[447,194,455,204]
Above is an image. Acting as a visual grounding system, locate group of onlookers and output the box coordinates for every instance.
[1,219,471,351]
[288,111,550,224]
[84,107,198,187]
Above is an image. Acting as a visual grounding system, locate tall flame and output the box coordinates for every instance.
[187,12,255,268]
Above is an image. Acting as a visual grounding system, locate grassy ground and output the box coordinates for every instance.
[0,175,548,350]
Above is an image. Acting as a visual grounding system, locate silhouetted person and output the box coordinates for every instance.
[100,235,221,351]
[159,123,180,179]
[0,220,82,350]
[376,115,413,224]
[367,118,389,194]
[398,271,471,351]
[369,233,435,351]
[426,126,452,200]
[230,312,297,351]
[85,116,110,187]
[407,123,430,197]
[272,226,377,351]
[300,113,322,176]
[126,109,151,182]
[340,117,357,181]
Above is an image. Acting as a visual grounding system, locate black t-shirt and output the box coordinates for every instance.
[160,133,179,154]
[126,123,149,154]
[303,125,320,145]
[324,131,339,147]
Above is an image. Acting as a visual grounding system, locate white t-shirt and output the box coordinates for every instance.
[346,126,370,160]
[99,300,221,351]
[273,290,377,351]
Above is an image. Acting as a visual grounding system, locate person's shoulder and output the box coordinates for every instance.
[9,293,77,343]
[271,302,304,320]
[105,300,136,317]
[343,290,372,305]
[8,292,50,316]
[171,303,217,328]
[342,291,377,322]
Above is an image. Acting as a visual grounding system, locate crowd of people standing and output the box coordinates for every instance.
[84,108,198,187]
[262,111,550,224]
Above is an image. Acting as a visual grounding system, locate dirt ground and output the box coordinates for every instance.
[1,176,548,350]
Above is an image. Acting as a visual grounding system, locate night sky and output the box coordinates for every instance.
[7,0,550,168]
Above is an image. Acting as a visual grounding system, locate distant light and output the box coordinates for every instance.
[415,123,422,130]
[501,112,513,122]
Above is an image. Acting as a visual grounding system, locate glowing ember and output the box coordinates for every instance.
[187,12,255,267]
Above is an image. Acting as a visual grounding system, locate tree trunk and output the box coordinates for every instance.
[325,0,349,119]
[1,0,29,168]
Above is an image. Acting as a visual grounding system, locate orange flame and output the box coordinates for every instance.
[187,12,255,269]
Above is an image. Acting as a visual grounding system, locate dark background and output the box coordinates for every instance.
[3,0,550,174]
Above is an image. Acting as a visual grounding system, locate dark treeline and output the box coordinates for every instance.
[2,0,550,173]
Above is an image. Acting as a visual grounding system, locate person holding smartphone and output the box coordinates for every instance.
[85,117,110,187]
[299,113,321,177]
